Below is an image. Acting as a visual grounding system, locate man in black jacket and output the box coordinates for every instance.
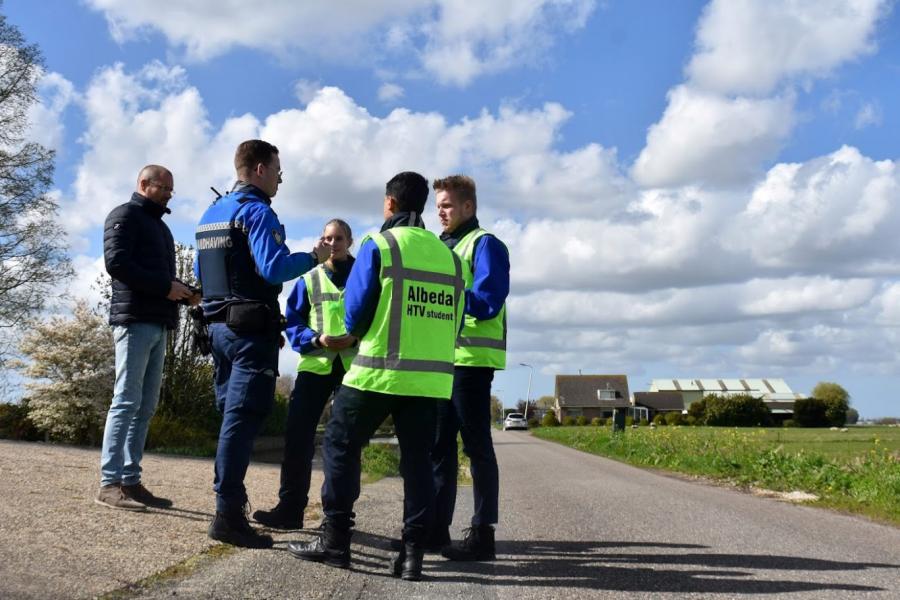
[97,165,199,511]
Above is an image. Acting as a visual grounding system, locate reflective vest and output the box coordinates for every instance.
[297,265,357,374]
[342,227,466,399]
[453,228,507,369]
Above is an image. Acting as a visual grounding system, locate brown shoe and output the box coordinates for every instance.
[95,483,147,511]
[122,483,173,508]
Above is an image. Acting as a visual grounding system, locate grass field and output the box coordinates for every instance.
[531,425,900,525]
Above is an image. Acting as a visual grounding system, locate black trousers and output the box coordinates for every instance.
[432,366,499,529]
[321,385,437,544]
[277,359,346,512]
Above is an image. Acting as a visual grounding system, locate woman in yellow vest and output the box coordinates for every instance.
[253,219,357,530]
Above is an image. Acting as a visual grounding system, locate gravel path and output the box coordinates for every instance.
[0,439,319,600]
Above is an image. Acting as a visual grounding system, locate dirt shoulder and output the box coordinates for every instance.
[0,439,321,600]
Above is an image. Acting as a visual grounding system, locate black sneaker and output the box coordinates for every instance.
[252,503,302,529]
[208,511,273,549]
[122,483,173,509]
[441,525,495,561]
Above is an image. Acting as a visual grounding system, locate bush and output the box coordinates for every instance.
[541,412,560,427]
[562,416,576,426]
[845,408,859,425]
[687,397,707,423]
[145,414,217,456]
[782,419,796,428]
[0,401,40,441]
[527,417,540,428]
[665,412,684,426]
[590,417,603,426]
[684,415,698,426]
[260,392,290,436]
[793,397,829,427]
[704,394,772,427]
[362,442,400,478]
[575,416,589,426]
[652,414,667,426]
[625,416,634,427]
[639,418,649,426]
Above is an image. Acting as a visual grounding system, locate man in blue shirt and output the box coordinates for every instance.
[431,174,510,561]
[195,140,330,548]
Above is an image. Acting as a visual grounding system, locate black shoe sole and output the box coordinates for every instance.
[288,548,350,569]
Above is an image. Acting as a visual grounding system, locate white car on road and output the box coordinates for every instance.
[503,413,528,431]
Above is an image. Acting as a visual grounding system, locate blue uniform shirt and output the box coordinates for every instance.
[465,234,510,321]
[194,183,317,315]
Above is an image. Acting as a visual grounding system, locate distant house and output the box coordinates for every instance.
[554,375,630,421]
[633,391,685,421]
[647,378,805,420]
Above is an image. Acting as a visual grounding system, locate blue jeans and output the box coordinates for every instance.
[209,323,279,515]
[100,322,168,487]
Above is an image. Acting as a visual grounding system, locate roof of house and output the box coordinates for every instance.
[555,375,630,408]
[648,378,799,400]
[633,391,684,411]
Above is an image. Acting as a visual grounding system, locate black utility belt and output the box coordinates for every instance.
[213,302,286,335]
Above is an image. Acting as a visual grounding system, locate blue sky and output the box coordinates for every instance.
[8,0,900,417]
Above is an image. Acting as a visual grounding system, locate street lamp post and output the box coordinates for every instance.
[520,362,534,421]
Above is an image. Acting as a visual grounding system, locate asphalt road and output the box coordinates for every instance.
[135,429,900,599]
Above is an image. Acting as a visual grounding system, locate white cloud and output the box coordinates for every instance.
[726,146,900,270]
[294,79,323,105]
[854,100,883,129]
[633,0,887,189]
[85,0,596,86]
[632,86,795,188]
[26,71,76,152]
[377,82,405,103]
[687,0,887,96]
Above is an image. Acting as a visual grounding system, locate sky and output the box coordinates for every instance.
[6,0,900,418]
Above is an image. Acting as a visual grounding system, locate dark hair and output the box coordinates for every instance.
[433,174,477,209]
[385,171,429,214]
[234,140,279,177]
[324,218,352,241]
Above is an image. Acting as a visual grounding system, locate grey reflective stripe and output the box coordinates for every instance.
[196,221,232,233]
[308,270,323,333]
[457,336,507,350]
[457,308,507,349]
[353,355,455,374]
[377,229,462,373]
[307,268,342,333]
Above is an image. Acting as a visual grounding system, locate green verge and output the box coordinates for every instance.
[361,438,472,484]
[98,544,238,599]
[532,425,900,526]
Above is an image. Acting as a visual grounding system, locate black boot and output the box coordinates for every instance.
[287,523,351,568]
[253,502,303,530]
[391,542,424,581]
[441,525,495,561]
[208,511,274,549]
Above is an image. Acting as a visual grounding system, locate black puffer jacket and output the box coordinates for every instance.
[103,193,177,329]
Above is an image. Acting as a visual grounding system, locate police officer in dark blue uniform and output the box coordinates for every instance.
[195,139,330,548]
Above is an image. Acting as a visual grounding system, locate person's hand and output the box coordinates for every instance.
[313,236,332,264]
[320,334,355,350]
[166,281,193,301]
[188,291,202,306]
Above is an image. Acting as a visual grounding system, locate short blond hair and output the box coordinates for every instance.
[433,175,476,208]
